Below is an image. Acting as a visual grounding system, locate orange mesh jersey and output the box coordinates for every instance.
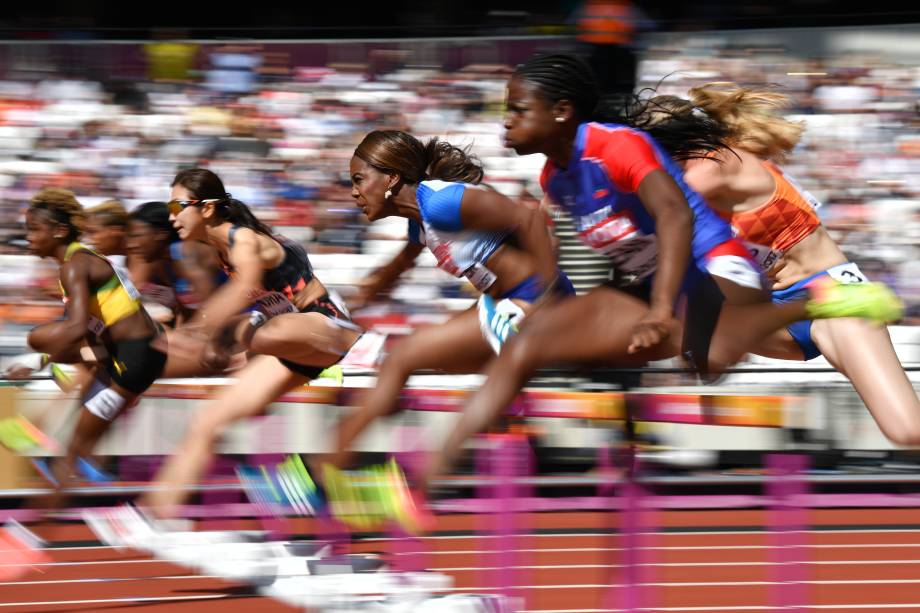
[729,161,822,270]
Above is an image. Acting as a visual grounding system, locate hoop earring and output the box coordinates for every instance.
[384,188,393,200]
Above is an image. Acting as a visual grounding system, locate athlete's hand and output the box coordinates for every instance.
[628,309,677,354]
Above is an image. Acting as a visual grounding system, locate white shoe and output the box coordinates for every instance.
[82,505,157,551]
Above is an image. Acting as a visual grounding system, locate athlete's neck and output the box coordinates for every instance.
[391,183,422,224]
[206,223,233,260]
[545,127,578,170]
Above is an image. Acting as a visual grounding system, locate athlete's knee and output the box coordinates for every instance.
[879,411,920,446]
[503,330,543,372]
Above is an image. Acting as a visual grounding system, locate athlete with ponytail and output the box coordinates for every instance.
[640,84,920,445]
[100,168,364,521]
[245,130,573,530]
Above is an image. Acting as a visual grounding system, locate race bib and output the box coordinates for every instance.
[464,262,498,293]
[827,262,868,285]
[251,291,297,319]
[577,211,658,283]
[87,316,105,337]
[739,238,782,271]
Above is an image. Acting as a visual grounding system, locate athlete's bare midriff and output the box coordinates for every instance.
[483,243,542,300]
[684,148,848,291]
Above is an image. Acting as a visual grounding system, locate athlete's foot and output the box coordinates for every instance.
[322,459,434,535]
[83,503,159,551]
[237,454,326,516]
[0,520,50,580]
[805,278,903,324]
[0,415,57,453]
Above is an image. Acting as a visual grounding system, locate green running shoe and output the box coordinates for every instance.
[805,279,904,324]
[316,365,344,386]
[0,416,55,453]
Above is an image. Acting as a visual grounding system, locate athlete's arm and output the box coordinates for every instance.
[353,241,424,309]
[173,241,224,307]
[460,188,558,291]
[28,256,94,361]
[635,170,693,322]
[594,129,693,352]
[190,228,265,334]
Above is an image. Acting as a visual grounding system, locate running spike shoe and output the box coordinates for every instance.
[237,455,326,517]
[805,278,904,324]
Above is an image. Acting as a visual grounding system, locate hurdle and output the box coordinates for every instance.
[1,364,919,611]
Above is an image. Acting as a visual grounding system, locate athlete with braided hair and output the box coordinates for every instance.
[639,83,920,445]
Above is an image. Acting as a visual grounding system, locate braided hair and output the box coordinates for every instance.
[513,53,732,161]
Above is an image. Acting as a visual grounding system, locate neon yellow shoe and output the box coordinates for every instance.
[806,279,903,324]
[0,416,56,453]
[379,458,434,535]
[322,463,383,531]
[316,365,344,386]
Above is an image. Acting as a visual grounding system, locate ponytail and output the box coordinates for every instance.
[218,198,274,237]
[685,83,804,162]
[355,130,484,187]
[424,138,484,184]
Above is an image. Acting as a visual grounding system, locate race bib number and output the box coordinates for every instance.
[87,316,105,337]
[827,262,868,285]
[577,211,658,282]
[464,262,498,293]
[740,238,782,271]
[251,291,297,319]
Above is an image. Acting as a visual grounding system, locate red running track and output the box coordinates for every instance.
[4,509,920,612]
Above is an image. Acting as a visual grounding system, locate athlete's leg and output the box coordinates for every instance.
[328,307,494,470]
[811,318,920,445]
[245,312,360,369]
[142,355,307,518]
[421,287,677,491]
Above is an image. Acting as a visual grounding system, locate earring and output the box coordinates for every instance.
[555,117,565,123]
[384,188,393,200]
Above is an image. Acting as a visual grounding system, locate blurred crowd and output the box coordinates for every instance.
[0,35,918,328]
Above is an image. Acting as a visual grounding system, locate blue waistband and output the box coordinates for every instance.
[500,272,575,302]
[771,269,828,301]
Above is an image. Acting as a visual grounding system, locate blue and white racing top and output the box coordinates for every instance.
[408,180,511,292]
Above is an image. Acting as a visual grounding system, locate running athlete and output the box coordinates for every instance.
[242,130,571,529]
[127,200,227,326]
[329,54,902,531]
[22,188,166,490]
[638,83,919,445]
[331,130,568,466]
[134,168,362,520]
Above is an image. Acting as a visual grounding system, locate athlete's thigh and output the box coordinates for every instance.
[249,312,355,361]
[515,286,678,366]
[751,328,807,361]
[384,307,494,374]
[195,354,307,428]
[811,318,919,434]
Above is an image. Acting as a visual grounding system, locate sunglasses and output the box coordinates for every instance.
[166,199,222,216]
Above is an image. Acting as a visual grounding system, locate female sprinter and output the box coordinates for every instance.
[639,83,919,445]
[23,188,166,490]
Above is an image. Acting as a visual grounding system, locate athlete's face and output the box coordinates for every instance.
[127,219,162,262]
[349,156,396,222]
[85,218,125,256]
[25,210,61,258]
[168,184,207,242]
[503,76,560,156]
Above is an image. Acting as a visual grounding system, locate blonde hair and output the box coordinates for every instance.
[686,83,804,162]
[87,199,128,228]
[29,188,86,241]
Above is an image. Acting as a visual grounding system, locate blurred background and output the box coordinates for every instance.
[0,0,918,464]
